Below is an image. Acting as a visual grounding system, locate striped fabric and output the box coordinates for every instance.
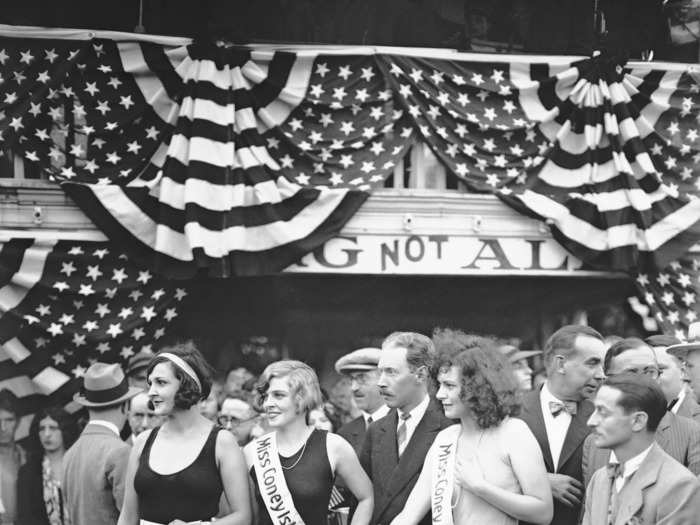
[0,239,185,439]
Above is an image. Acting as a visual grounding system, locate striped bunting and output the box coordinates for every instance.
[0,239,187,439]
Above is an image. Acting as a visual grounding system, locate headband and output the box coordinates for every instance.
[159,352,202,392]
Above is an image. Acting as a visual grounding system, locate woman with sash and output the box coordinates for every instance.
[118,341,252,525]
[391,331,552,525]
[243,360,373,525]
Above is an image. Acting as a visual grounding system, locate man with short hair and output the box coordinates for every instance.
[647,334,700,423]
[583,338,700,486]
[223,366,254,397]
[582,375,700,525]
[62,363,141,525]
[126,392,161,439]
[217,396,258,446]
[517,324,607,525]
[359,332,451,525]
[668,322,700,405]
[0,389,25,525]
[335,347,388,455]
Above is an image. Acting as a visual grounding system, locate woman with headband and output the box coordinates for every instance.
[243,360,373,525]
[118,341,252,525]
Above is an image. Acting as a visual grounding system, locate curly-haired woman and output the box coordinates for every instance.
[118,341,251,525]
[391,329,553,525]
[17,407,78,525]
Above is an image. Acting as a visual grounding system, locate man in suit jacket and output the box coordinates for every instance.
[582,375,700,525]
[359,332,452,525]
[647,334,700,423]
[335,347,389,455]
[582,338,700,485]
[62,362,141,525]
[517,324,607,525]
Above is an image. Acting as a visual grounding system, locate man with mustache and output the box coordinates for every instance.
[359,332,451,525]
[517,325,607,525]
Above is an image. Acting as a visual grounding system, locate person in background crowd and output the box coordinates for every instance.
[218,396,258,446]
[647,334,700,422]
[0,389,25,525]
[199,379,224,422]
[125,350,154,391]
[360,332,452,525]
[309,406,335,432]
[582,338,700,486]
[62,363,141,525]
[335,348,388,456]
[119,342,251,525]
[17,407,78,525]
[668,322,700,404]
[532,369,547,391]
[244,360,373,525]
[499,345,542,391]
[224,366,255,397]
[517,324,606,525]
[583,375,700,524]
[392,335,553,525]
[126,392,161,441]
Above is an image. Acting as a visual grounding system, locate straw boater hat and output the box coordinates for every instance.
[499,345,542,363]
[335,347,381,374]
[667,322,700,360]
[74,362,142,408]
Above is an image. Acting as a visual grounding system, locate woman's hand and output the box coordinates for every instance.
[454,454,487,495]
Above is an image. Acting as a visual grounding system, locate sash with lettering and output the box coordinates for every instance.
[431,424,460,525]
[253,432,306,525]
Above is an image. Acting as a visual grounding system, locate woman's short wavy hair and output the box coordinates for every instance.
[27,406,79,456]
[255,360,323,420]
[147,341,214,410]
[433,328,520,429]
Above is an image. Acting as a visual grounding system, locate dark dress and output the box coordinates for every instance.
[251,429,334,525]
[134,425,223,524]
[16,455,55,525]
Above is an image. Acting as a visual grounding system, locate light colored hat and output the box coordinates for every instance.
[74,362,142,408]
[499,345,542,363]
[667,322,700,360]
[335,347,381,374]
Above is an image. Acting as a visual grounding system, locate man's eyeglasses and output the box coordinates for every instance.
[217,415,256,426]
[608,367,660,379]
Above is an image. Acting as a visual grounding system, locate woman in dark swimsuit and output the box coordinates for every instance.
[244,360,372,525]
[118,341,251,525]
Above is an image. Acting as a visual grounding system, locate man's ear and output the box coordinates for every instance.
[631,411,649,433]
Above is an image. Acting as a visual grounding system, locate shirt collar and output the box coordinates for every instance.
[609,443,654,479]
[671,387,687,414]
[399,394,430,423]
[363,404,389,422]
[87,420,120,436]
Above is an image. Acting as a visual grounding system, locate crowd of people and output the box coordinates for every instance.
[2,324,700,525]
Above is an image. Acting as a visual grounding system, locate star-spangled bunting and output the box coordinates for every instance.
[0,239,187,439]
[0,26,700,423]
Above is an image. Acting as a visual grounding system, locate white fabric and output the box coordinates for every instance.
[430,424,460,525]
[397,395,430,455]
[363,405,389,425]
[670,387,687,415]
[87,420,120,436]
[252,433,306,525]
[609,444,654,492]
[539,382,572,470]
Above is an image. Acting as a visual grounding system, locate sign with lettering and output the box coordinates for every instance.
[285,235,612,276]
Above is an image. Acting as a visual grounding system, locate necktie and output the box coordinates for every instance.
[606,462,623,525]
[548,400,577,417]
[396,412,411,456]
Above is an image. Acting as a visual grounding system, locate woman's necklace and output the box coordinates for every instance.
[281,432,311,470]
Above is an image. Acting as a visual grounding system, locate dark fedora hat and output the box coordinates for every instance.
[73,362,142,408]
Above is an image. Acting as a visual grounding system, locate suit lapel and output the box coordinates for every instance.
[592,470,613,525]
[557,400,593,471]
[375,410,399,486]
[614,445,662,525]
[654,412,672,452]
[520,389,555,472]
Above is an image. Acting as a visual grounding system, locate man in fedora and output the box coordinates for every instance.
[62,362,141,525]
[668,322,700,405]
[499,344,542,391]
[335,347,388,455]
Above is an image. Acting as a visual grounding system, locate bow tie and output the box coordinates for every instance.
[548,400,577,417]
[606,462,623,480]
